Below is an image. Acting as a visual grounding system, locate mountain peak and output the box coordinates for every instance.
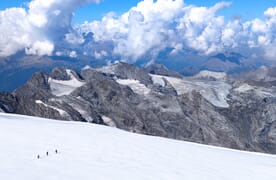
[210,52,244,65]
[1,62,276,154]
[144,63,183,78]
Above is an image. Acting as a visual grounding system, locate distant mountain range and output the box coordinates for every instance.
[180,52,269,76]
[1,62,276,154]
[0,53,105,92]
[0,51,272,92]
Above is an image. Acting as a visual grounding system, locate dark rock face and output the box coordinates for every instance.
[180,52,257,76]
[0,54,106,92]
[1,63,276,154]
[0,93,17,113]
[50,68,71,81]
[96,62,153,85]
[143,63,183,78]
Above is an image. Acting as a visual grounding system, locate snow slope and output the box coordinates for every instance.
[116,79,151,95]
[35,100,69,117]
[194,70,227,80]
[49,69,85,96]
[151,75,231,108]
[150,74,166,87]
[0,113,276,180]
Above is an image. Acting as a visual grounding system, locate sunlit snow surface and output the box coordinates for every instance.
[234,83,254,93]
[150,74,166,87]
[151,75,231,108]
[49,70,85,96]
[35,100,69,117]
[194,70,227,80]
[0,113,276,180]
[234,83,276,98]
[116,79,151,95]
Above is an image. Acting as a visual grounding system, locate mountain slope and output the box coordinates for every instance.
[180,52,264,76]
[1,113,276,180]
[0,54,105,92]
[1,63,276,154]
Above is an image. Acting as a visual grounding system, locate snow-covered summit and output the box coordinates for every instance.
[0,113,276,180]
[194,70,227,80]
[151,74,231,108]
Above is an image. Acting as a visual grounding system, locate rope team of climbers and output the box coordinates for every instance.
[37,149,59,159]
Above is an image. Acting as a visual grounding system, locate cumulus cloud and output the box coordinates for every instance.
[79,0,276,61]
[78,0,234,61]
[1,0,276,62]
[264,7,276,18]
[25,40,54,56]
[69,50,77,58]
[0,0,99,57]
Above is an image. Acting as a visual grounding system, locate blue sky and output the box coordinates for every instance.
[1,0,275,24]
[0,0,276,61]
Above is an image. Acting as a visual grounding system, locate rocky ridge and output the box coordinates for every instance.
[0,62,276,154]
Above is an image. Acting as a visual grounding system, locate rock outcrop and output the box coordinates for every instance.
[1,63,276,154]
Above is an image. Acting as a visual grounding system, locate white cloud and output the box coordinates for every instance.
[1,0,276,62]
[0,0,100,57]
[25,40,54,56]
[0,8,30,57]
[65,33,84,44]
[94,50,107,59]
[79,1,232,60]
[264,7,276,18]
[78,1,276,61]
[264,45,276,60]
[69,51,77,58]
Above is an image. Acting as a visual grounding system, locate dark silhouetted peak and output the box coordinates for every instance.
[50,68,71,80]
[0,92,17,113]
[144,63,183,78]
[50,68,83,82]
[81,67,111,82]
[211,52,244,65]
[96,62,153,85]
[235,66,276,84]
[27,72,50,90]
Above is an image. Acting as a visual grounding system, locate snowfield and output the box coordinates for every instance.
[194,70,227,80]
[0,113,276,180]
[116,79,151,95]
[151,75,231,108]
[49,69,85,96]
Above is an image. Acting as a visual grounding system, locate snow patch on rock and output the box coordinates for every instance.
[234,84,254,93]
[234,84,276,98]
[164,76,231,108]
[150,74,166,87]
[49,70,85,96]
[82,65,91,71]
[102,116,116,127]
[35,100,69,117]
[96,65,116,75]
[194,70,227,80]
[116,79,151,95]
